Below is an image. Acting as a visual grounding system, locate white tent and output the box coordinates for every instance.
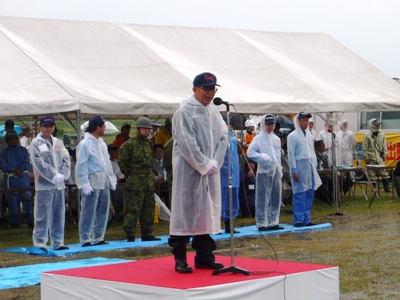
[1,16,400,118]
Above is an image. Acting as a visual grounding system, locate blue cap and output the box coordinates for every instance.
[165,118,171,126]
[193,72,221,87]
[5,119,14,127]
[40,116,55,126]
[372,118,381,125]
[88,115,105,130]
[298,112,312,119]
[5,130,18,139]
[264,114,276,124]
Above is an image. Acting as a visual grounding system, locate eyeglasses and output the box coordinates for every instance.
[198,86,218,93]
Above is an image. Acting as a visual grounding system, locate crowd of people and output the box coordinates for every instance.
[0,71,394,273]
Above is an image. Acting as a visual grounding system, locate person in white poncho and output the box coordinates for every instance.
[287,112,322,227]
[168,72,228,274]
[337,119,356,166]
[247,114,283,231]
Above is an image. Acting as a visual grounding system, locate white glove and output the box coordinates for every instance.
[206,159,218,175]
[110,184,116,191]
[54,173,65,184]
[261,153,272,162]
[82,184,94,196]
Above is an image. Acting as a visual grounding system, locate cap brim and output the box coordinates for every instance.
[198,83,221,87]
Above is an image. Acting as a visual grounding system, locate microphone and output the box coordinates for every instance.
[327,126,336,138]
[213,97,230,106]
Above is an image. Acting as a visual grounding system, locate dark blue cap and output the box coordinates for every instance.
[5,130,18,139]
[165,118,171,126]
[193,72,221,87]
[5,119,14,127]
[40,116,55,126]
[88,115,105,130]
[298,112,312,119]
[372,118,381,125]
[264,114,276,124]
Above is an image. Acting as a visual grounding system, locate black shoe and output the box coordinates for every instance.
[141,235,161,241]
[175,263,193,274]
[258,226,269,231]
[82,242,92,247]
[195,261,224,270]
[294,223,304,228]
[93,240,109,246]
[268,225,284,230]
[384,188,392,193]
[127,237,135,242]
[39,247,48,252]
[10,224,19,228]
[306,222,317,226]
[225,228,240,234]
[55,246,69,250]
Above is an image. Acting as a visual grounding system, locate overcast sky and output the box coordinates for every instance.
[1,0,399,77]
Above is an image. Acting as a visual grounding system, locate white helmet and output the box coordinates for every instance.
[245,120,256,127]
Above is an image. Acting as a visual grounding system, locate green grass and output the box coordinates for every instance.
[0,191,399,299]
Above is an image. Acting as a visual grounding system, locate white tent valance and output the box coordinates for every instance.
[1,16,400,117]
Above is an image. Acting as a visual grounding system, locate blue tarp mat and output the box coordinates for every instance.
[0,223,332,257]
[0,257,131,290]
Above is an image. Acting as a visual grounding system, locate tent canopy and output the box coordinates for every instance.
[1,16,400,118]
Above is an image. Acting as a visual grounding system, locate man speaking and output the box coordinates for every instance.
[168,72,228,273]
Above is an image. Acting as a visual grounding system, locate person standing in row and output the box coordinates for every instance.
[242,119,256,155]
[220,117,241,234]
[362,118,391,192]
[247,114,283,231]
[168,72,228,274]
[287,112,322,227]
[337,119,356,166]
[76,115,117,247]
[0,130,33,228]
[119,117,161,242]
[30,116,71,251]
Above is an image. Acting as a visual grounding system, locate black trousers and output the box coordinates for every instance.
[168,234,217,263]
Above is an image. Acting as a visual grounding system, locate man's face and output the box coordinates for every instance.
[39,124,55,138]
[6,137,18,147]
[121,126,131,136]
[247,126,255,132]
[266,123,275,134]
[309,121,314,129]
[154,147,164,160]
[97,124,106,137]
[299,118,309,131]
[138,128,151,137]
[317,141,326,153]
[108,149,117,160]
[193,85,217,106]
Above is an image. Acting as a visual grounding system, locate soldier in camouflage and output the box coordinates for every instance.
[163,137,173,183]
[119,117,161,242]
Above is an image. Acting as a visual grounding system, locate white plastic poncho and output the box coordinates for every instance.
[30,135,71,191]
[170,94,228,236]
[75,133,116,190]
[247,115,282,176]
[247,115,282,227]
[316,123,337,163]
[287,114,322,194]
[337,121,356,166]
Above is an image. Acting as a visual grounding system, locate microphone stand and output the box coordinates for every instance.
[328,130,345,216]
[213,102,250,276]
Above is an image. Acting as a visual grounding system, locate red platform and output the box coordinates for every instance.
[41,254,339,299]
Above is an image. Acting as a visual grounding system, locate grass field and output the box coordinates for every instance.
[0,189,399,299]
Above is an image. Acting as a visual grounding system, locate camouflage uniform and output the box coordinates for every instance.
[163,137,173,183]
[119,132,155,239]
